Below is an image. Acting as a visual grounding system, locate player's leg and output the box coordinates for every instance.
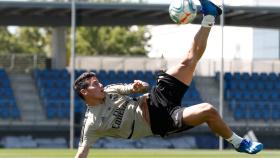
[181,103,263,154]
[166,0,222,86]
[166,27,211,86]
[182,103,232,138]
[75,146,90,158]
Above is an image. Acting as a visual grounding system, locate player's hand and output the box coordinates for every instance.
[132,80,149,93]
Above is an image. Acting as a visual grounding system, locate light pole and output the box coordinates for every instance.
[219,0,225,151]
[70,0,76,149]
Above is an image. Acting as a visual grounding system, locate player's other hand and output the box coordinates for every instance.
[132,80,149,93]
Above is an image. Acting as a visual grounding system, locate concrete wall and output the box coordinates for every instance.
[74,56,167,71]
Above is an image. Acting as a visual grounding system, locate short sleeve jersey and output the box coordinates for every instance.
[79,84,153,147]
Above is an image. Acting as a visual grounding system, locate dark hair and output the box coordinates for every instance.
[73,72,96,100]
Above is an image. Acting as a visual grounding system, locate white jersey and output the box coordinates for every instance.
[79,84,153,147]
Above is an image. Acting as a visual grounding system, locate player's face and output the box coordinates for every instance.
[84,76,105,100]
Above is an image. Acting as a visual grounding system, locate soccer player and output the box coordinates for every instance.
[74,0,263,157]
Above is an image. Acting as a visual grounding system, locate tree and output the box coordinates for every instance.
[0,27,51,55]
[72,0,151,56]
[76,26,150,56]
[2,25,150,57]
[0,27,22,54]
[15,27,51,55]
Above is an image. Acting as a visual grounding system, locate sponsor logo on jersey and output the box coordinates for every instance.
[112,101,128,129]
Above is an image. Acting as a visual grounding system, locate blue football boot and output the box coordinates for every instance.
[199,0,222,17]
[236,139,263,154]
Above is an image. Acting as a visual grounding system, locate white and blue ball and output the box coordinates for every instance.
[169,0,197,24]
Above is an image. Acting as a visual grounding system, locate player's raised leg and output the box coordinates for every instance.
[166,0,221,86]
[166,27,211,85]
[172,0,263,154]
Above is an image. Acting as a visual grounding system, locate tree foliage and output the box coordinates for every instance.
[76,26,150,56]
[0,27,51,55]
[0,27,21,54]
[15,27,52,55]
[0,25,150,56]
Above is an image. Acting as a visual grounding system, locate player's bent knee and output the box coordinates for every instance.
[201,103,219,120]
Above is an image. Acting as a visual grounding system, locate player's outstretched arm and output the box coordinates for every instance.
[106,80,149,95]
[131,80,149,93]
[75,146,90,158]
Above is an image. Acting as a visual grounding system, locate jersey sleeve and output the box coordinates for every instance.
[78,118,99,147]
[105,84,134,95]
[79,130,99,147]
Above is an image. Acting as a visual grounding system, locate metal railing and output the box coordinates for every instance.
[0,54,47,72]
[194,59,280,76]
[1,54,279,75]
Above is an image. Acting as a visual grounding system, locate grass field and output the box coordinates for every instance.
[0,149,279,158]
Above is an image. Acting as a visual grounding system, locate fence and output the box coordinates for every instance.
[194,59,280,76]
[0,54,47,72]
[1,54,280,75]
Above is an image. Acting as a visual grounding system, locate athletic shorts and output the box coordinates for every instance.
[148,71,194,137]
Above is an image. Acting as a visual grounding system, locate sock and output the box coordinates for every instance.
[225,132,243,148]
[201,15,215,27]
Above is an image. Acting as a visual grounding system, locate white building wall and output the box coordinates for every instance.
[253,29,279,59]
[253,0,280,6]
[252,0,280,59]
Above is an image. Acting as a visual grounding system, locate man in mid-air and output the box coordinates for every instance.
[74,0,263,157]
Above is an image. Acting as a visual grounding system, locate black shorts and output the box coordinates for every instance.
[148,71,194,137]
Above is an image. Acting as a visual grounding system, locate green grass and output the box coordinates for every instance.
[0,149,279,158]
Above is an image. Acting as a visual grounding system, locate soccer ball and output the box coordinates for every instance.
[169,0,197,24]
